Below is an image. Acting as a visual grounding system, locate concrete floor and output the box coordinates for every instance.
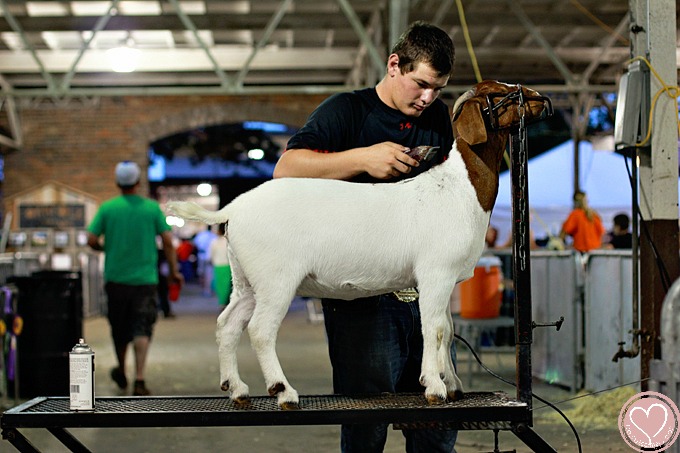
[1,282,633,452]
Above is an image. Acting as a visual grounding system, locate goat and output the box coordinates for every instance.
[167,81,550,410]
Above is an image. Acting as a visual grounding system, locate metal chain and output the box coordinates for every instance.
[517,87,528,271]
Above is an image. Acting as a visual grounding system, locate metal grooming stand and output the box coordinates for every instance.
[1,94,559,453]
[508,111,557,451]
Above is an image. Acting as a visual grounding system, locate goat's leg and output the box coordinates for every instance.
[216,273,255,404]
[442,309,464,400]
[246,290,299,410]
[417,280,462,404]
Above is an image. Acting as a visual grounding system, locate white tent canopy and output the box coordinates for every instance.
[490,140,635,244]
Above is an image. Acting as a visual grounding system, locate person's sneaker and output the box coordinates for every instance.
[133,380,151,396]
[110,367,127,390]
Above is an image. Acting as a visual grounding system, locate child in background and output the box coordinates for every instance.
[209,223,231,308]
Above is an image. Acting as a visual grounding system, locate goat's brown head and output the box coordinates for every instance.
[450,81,552,212]
[452,81,551,145]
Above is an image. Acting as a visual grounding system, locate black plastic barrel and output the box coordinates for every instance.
[7,271,83,398]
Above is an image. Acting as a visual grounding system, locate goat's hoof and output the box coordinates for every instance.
[268,382,286,397]
[233,395,251,406]
[280,401,300,411]
[448,390,464,401]
[425,394,447,405]
[220,380,230,392]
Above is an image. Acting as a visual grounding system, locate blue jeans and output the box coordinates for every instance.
[322,295,458,453]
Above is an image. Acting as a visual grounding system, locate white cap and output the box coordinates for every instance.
[115,161,141,186]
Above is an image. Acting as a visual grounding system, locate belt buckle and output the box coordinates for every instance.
[392,287,418,302]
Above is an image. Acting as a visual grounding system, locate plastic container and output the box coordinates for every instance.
[168,282,181,302]
[459,256,503,319]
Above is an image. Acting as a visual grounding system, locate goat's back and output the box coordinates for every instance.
[224,152,490,298]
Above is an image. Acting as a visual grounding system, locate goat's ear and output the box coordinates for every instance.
[455,100,487,145]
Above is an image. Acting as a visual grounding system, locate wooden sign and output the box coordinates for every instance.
[19,204,86,228]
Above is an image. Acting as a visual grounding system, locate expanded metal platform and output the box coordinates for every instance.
[3,392,526,429]
[0,392,556,452]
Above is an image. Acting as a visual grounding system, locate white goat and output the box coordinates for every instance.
[167,81,549,410]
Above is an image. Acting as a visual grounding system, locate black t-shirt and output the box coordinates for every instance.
[610,232,633,249]
[286,87,453,183]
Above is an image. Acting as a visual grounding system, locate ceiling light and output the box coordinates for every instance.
[166,215,185,227]
[27,2,68,17]
[247,149,265,160]
[196,183,212,196]
[106,43,142,73]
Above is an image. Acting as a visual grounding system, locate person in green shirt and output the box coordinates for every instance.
[87,161,183,396]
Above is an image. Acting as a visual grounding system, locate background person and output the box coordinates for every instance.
[604,212,633,249]
[193,226,217,297]
[176,236,196,282]
[274,21,457,453]
[559,190,605,253]
[87,161,184,396]
[485,225,499,249]
[209,223,232,309]
[156,245,176,318]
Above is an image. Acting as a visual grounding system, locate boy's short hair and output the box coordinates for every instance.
[391,21,455,77]
[613,213,630,230]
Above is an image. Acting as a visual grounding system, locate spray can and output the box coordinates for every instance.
[69,338,95,411]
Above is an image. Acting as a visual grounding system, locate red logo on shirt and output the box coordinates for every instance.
[400,122,413,130]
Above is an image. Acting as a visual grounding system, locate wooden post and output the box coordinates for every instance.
[630,0,680,388]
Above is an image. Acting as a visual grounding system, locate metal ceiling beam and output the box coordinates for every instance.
[389,0,409,47]
[2,83,619,99]
[345,9,382,87]
[0,0,56,91]
[60,0,120,92]
[336,0,385,72]
[0,11,632,32]
[6,72,351,87]
[431,0,455,27]
[0,45,639,73]
[168,0,232,88]
[234,0,294,89]
[508,0,576,85]
[581,16,629,83]
[0,99,21,149]
[0,74,22,149]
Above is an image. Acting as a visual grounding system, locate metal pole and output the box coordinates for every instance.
[510,123,533,413]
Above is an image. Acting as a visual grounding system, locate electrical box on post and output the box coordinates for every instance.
[614,60,650,151]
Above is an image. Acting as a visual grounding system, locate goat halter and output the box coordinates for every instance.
[482,84,554,130]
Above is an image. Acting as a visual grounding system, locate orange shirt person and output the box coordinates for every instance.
[559,191,605,252]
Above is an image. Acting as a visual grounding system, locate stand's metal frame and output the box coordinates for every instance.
[1,88,558,453]
[2,391,554,453]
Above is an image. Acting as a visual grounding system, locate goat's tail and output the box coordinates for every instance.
[166,201,230,225]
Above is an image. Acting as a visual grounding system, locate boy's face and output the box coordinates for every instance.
[387,57,449,117]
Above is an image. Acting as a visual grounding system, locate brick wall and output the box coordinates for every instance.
[2,94,327,211]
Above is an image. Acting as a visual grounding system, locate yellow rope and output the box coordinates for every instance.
[626,56,680,148]
[454,0,491,161]
[454,0,482,83]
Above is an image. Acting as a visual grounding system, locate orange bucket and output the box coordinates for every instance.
[459,256,503,319]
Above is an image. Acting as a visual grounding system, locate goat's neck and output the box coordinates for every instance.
[456,132,509,212]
